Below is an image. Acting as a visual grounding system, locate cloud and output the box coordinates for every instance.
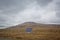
[17,0,56,23]
[37,0,53,7]
[0,0,60,29]
[0,0,35,28]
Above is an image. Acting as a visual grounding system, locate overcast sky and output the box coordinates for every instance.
[0,0,60,29]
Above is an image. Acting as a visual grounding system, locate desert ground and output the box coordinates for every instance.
[0,22,60,40]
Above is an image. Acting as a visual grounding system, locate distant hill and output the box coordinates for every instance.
[4,22,60,29]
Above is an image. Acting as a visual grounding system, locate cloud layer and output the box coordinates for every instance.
[0,0,60,28]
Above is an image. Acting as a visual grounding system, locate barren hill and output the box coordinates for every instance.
[0,22,60,40]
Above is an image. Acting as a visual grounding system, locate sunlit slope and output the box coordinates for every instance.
[0,22,60,40]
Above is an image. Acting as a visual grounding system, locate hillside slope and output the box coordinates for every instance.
[0,22,60,40]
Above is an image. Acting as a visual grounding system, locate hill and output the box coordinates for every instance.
[0,22,60,40]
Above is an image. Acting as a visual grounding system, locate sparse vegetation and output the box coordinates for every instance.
[0,22,60,40]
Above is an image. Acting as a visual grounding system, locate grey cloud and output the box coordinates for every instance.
[0,0,31,12]
[0,0,60,29]
[37,0,53,7]
[55,1,60,18]
[0,0,35,28]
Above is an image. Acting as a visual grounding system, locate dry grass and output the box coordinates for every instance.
[0,27,60,40]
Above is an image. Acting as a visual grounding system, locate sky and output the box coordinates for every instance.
[0,0,60,29]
